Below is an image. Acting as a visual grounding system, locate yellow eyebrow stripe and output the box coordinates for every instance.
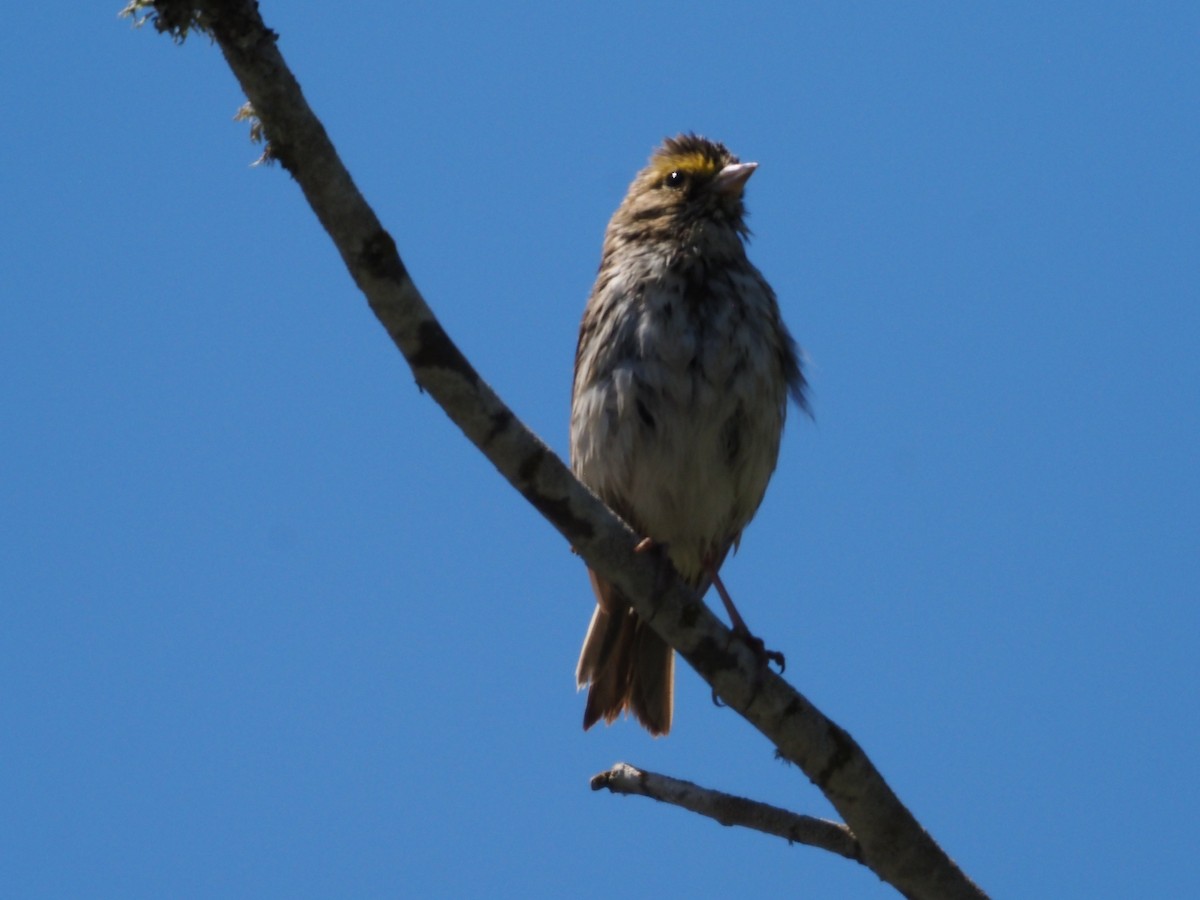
[648,152,722,180]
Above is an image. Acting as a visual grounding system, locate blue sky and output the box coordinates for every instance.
[2,3,1197,897]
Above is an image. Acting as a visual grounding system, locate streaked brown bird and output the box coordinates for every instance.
[571,134,807,736]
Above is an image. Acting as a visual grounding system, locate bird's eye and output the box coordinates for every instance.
[665,170,688,190]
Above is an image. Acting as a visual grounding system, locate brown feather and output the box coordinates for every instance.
[576,570,673,736]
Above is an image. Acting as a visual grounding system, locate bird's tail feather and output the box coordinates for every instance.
[576,571,673,736]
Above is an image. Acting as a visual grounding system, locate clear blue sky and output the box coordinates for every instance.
[2,4,1197,897]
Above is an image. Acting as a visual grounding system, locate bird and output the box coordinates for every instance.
[570,134,807,736]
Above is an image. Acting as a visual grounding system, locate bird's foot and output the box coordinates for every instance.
[735,626,786,673]
[633,536,657,554]
[710,627,786,710]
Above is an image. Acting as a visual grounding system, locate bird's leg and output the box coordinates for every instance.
[632,539,783,672]
[705,561,785,672]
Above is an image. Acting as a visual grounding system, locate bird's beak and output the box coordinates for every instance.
[713,161,757,197]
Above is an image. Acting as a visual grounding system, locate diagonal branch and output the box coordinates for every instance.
[128,3,987,898]
[592,763,862,861]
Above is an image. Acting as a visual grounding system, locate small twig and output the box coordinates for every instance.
[592,763,862,862]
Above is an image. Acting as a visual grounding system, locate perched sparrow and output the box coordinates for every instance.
[571,134,807,736]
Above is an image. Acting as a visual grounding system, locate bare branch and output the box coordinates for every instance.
[130,3,988,897]
[592,763,862,861]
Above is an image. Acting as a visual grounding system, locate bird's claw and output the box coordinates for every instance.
[740,631,786,674]
[710,632,785,710]
[755,642,786,674]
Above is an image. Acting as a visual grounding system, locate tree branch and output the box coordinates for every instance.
[592,763,862,861]
[127,3,987,897]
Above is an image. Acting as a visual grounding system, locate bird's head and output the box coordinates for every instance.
[614,134,756,242]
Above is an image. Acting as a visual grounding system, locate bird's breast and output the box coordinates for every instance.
[570,271,787,580]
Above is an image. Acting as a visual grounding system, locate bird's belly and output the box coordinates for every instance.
[571,364,781,582]
[622,412,742,577]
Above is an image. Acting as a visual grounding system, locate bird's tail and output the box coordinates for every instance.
[576,570,673,736]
